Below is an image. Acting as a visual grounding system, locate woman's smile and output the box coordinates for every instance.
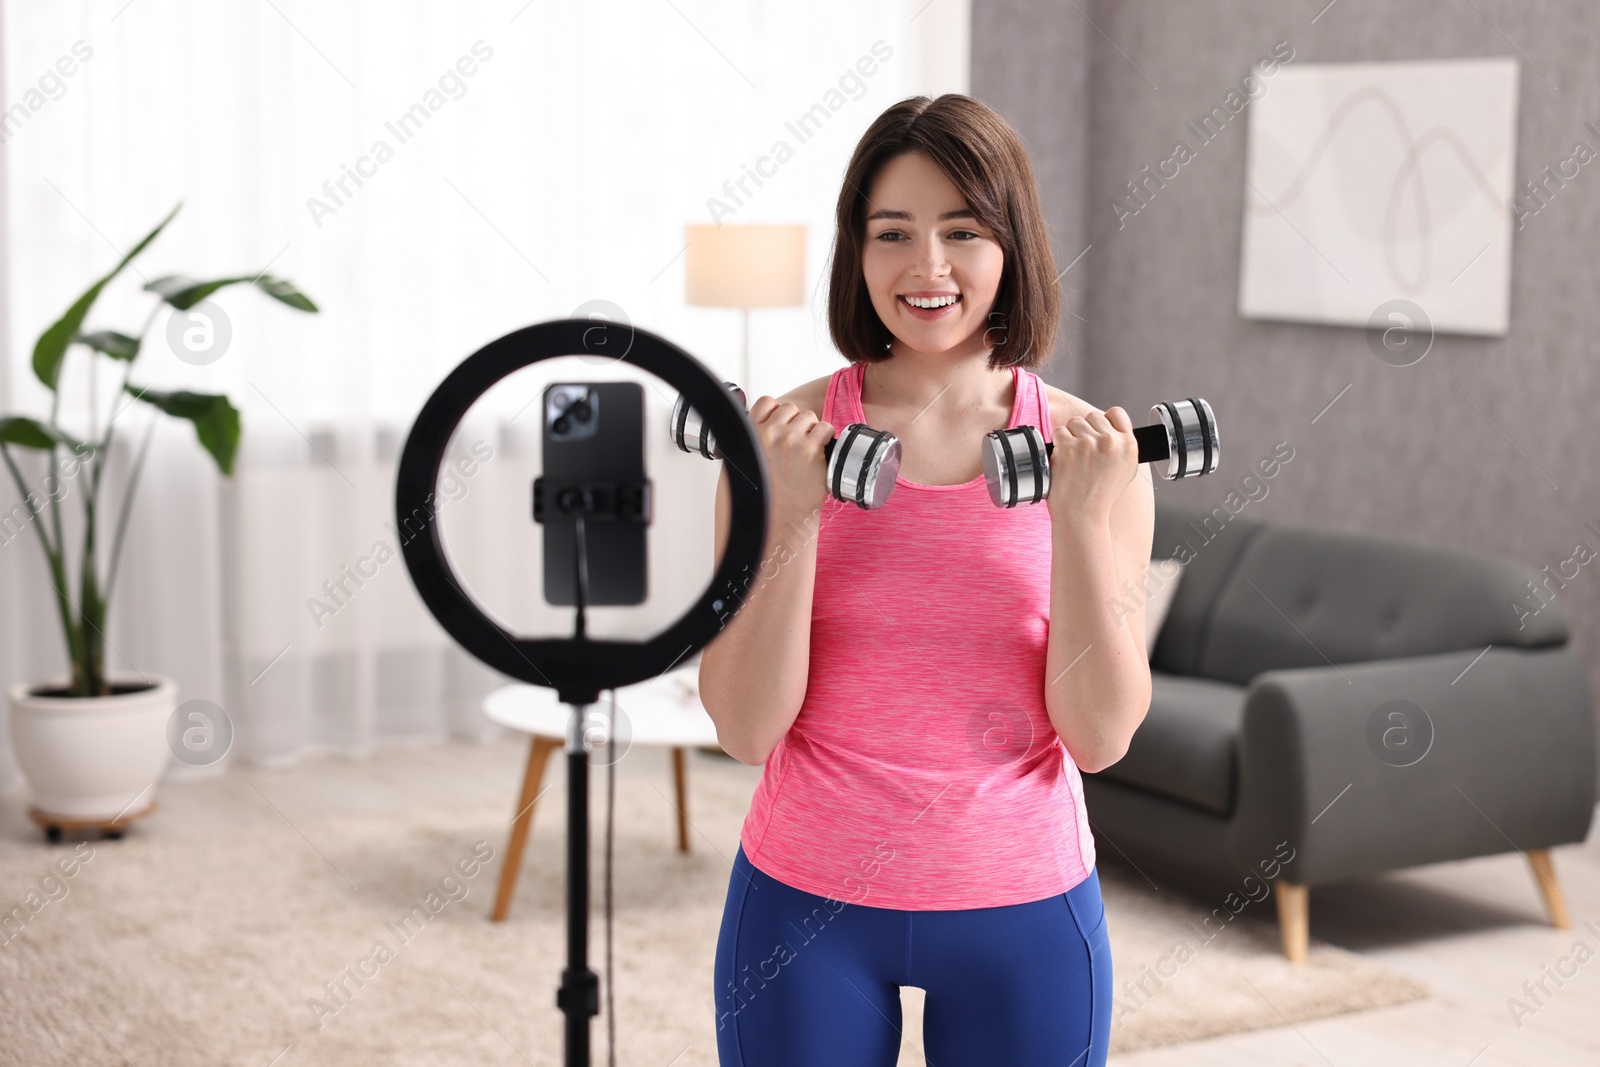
[898,291,963,320]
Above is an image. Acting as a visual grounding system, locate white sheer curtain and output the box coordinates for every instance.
[0,0,969,790]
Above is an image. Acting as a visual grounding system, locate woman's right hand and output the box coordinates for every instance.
[747,396,835,519]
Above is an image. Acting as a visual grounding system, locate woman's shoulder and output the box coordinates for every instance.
[1038,378,1156,489]
[778,372,835,419]
[1038,379,1100,424]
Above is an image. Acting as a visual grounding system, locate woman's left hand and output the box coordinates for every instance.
[1045,406,1140,529]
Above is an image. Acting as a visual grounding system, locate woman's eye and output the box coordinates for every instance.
[873,230,981,243]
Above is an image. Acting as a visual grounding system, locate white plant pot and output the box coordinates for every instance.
[9,675,177,821]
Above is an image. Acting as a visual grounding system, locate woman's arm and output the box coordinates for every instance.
[697,377,833,766]
[1042,412,1156,774]
[697,464,823,765]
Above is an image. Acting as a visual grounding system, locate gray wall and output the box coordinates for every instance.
[969,0,1094,382]
[975,2,1600,761]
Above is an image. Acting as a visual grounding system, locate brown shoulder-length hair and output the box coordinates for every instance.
[827,94,1060,370]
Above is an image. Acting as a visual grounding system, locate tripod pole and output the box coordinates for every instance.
[558,703,599,1065]
[555,511,599,1064]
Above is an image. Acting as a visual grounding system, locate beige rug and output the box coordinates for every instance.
[0,757,1427,1065]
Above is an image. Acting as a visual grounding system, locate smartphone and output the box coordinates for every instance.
[537,381,648,606]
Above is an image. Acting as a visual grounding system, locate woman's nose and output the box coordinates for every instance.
[910,234,951,276]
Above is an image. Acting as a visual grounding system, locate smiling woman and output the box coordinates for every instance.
[829,99,1060,370]
[708,94,1138,1067]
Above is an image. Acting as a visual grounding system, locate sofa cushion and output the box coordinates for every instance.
[1149,503,1568,688]
[1140,558,1183,653]
[1089,671,1244,816]
[1148,504,1267,676]
[1197,523,1568,687]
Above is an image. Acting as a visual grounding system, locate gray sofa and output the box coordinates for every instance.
[1083,503,1598,961]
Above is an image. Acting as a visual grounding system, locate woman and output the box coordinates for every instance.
[699,93,1155,1067]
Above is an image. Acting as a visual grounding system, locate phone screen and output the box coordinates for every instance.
[539,381,648,606]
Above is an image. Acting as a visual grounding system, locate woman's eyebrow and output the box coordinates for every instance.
[865,207,977,222]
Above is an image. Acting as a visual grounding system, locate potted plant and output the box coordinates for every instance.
[1,202,317,837]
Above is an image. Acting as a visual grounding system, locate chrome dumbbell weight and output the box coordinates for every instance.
[982,397,1219,508]
[670,383,902,511]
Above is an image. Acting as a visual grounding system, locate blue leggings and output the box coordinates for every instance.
[713,844,1112,1066]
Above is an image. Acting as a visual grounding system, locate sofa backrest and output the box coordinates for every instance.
[1150,503,1568,686]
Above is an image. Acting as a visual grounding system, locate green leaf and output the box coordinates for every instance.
[77,330,141,361]
[126,384,240,476]
[143,273,252,310]
[144,272,318,313]
[254,275,319,312]
[0,416,87,452]
[33,202,182,391]
[0,417,59,450]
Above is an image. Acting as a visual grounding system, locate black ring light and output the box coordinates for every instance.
[395,318,768,707]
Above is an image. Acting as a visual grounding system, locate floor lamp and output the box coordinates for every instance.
[684,224,806,390]
[680,223,804,719]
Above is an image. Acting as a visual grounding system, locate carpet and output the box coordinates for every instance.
[0,756,1428,1065]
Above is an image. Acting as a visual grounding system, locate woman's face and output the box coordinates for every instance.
[861,151,1005,358]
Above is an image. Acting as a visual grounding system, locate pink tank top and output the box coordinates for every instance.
[738,361,1097,910]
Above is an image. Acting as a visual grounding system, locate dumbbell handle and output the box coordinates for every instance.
[671,383,840,461]
[985,397,1218,507]
[670,383,902,510]
[1046,423,1170,464]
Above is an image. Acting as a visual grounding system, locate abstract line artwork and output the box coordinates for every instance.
[1238,57,1520,336]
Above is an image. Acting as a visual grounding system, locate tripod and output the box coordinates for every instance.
[534,475,649,1066]
[394,318,771,1067]
[555,690,606,1064]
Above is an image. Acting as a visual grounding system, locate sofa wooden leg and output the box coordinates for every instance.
[1274,880,1309,964]
[1526,848,1571,929]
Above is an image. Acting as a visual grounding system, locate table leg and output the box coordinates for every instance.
[491,734,561,922]
[1274,880,1309,964]
[672,746,690,853]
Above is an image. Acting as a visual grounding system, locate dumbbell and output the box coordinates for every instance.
[670,383,902,511]
[982,397,1219,508]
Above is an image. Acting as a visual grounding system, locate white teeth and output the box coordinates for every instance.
[903,294,959,309]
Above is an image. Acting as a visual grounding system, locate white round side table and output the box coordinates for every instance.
[481,667,721,921]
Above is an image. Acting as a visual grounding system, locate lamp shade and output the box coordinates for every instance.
[684,224,806,308]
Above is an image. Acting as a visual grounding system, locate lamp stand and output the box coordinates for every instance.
[739,306,751,391]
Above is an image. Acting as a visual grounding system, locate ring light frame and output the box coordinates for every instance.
[395,318,769,707]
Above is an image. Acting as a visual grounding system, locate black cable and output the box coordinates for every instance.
[573,513,589,640]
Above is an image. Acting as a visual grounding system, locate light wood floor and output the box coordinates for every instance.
[5,735,1596,1065]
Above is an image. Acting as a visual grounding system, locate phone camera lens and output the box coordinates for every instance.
[571,399,592,421]
[554,416,571,434]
